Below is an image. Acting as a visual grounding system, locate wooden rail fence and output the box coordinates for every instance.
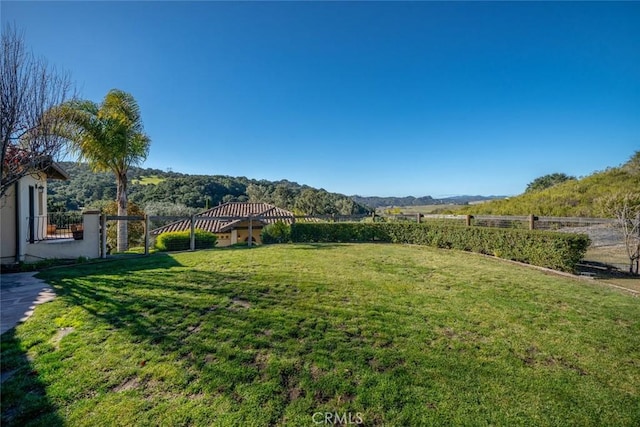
[99,213,616,258]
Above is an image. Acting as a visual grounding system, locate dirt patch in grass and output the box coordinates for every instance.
[252,351,270,371]
[288,385,304,401]
[309,364,323,381]
[520,346,588,376]
[186,324,201,333]
[229,298,251,310]
[113,376,141,392]
[51,327,74,349]
[313,388,333,404]
[201,305,219,314]
[335,393,355,405]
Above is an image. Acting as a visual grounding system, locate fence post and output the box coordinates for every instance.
[100,214,107,258]
[190,215,195,251]
[144,215,150,256]
[465,215,473,227]
[416,213,421,223]
[529,214,536,230]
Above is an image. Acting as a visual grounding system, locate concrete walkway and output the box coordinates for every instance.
[1,272,56,335]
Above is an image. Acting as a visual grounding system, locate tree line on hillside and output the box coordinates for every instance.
[351,195,437,208]
[47,162,371,216]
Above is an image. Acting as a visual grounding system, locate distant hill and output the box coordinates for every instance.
[452,151,640,217]
[351,195,505,209]
[351,195,436,208]
[47,162,371,216]
[50,153,638,218]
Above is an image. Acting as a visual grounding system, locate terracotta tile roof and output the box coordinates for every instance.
[151,202,295,235]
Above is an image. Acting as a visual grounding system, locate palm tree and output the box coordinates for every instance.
[55,89,150,252]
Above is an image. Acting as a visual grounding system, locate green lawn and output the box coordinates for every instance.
[2,244,639,426]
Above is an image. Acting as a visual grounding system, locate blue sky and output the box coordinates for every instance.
[3,1,639,197]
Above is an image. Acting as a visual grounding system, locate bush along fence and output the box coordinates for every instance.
[101,215,223,255]
[99,213,595,273]
[289,222,591,273]
[155,229,217,252]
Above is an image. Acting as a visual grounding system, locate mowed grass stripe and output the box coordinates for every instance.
[1,244,638,426]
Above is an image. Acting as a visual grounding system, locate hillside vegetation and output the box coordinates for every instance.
[452,152,640,217]
[49,152,638,217]
[47,163,370,216]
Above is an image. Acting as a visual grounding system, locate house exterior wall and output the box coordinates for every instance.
[1,173,48,264]
[18,172,46,221]
[216,233,232,247]
[0,184,17,264]
[235,227,262,245]
[1,171,101,265]
[215,226,262,247]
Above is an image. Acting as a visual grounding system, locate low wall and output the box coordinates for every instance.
[25,211,100,261]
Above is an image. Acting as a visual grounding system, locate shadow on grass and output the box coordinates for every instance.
[577,260,640,293]
[1,330,63,427]
[37,252,183,280]
[52,270,252,343]
[39,252,256,360]
[23,251,357,424]
[0,253,190,425]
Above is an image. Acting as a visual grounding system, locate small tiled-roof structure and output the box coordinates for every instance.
[151,202,295,236]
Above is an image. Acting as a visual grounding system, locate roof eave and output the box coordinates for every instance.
[44,162,70,180]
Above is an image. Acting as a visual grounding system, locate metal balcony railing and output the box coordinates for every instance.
[26,212,84,242]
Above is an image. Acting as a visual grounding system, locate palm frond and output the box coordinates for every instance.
[52,89,151,174]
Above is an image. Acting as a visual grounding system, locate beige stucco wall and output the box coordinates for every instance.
[216,225,263,247]
[18,173,47,220]
[1,173,49,264]
[216,232,232,247]
[236,228,262,245]
[24,211,100,261]
[0,184,17,264]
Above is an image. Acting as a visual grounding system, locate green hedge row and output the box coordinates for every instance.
[155,229,218,251]
[290,223,590,272]
[262,221,292,244]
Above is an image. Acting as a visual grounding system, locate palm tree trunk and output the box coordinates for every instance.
[116,173,128,252]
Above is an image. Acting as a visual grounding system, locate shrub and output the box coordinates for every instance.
[290,222,389,243]
[155,229,217,251]
[261,221,292,244]
[290,223,590,272]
